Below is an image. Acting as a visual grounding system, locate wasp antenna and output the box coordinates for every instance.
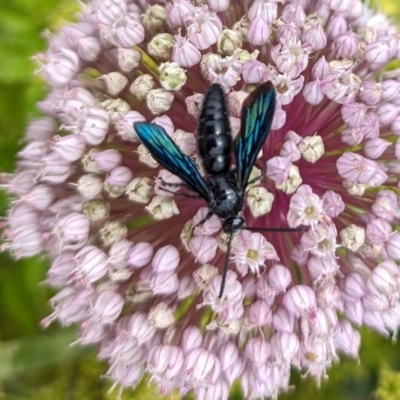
[219,233,234,299]
[244,226,305,232]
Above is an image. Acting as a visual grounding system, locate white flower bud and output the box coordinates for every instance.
[96,72,128,96]
[362,27,377,44]
[329,59,354,70]
[225,318,244,335]
[103,181,125,198]
[99,220,128,246]
[298,135,325,163]
[83,199,110,221]
[146,195,179,220]
[232,16,250,42]
[117,48,141,72]
[193,264,218,290]
[232,48,259,62]
[200,53,222,75]
[159,62,187,91]
[146,88,174,114]
[343,180,367,196]
[126,177,153,203]
[148,33,174,60]
[82,148,102,173]
[217,29,243,56]
[180,220,194,251]
[138,144,159,168]
[131,291,152,305]
[130,74,156,101]
[340,224,366,251]
[247,186,275,217]
[275,165,302,194]
[148,302,175,329]
[77,173,103,199]
[99,98,131,122]
[142,4,167,31]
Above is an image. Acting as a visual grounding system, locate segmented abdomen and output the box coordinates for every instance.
[197,84,232,174]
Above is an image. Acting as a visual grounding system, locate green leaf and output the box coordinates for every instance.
[0,328,88,379]
[0,254,51,336]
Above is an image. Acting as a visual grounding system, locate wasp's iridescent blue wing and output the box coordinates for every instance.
[134,122,212,201]
[235,82,276,191]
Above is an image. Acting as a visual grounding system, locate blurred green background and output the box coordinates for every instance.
[1,0,400,399]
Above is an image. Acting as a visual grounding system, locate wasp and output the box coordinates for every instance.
[135,82,299,297]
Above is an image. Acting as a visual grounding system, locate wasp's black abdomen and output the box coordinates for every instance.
[197,84,232,174]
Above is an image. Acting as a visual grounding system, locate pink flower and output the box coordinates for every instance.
[3,0,400,398]
[234,230,278,275]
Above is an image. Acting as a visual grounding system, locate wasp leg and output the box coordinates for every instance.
[230,167,265,186]
[219,233,233,298]
[247,168,266,186]
[159,177,188,188]
[193,210,214,228]
[159,185,201,199]
[245,226,305,232]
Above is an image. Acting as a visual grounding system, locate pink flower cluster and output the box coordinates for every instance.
[2,0,400,398]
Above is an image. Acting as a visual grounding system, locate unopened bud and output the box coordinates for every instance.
[149,302,175,329]
[99,98,130,122]
[193,264,218,290]
[146,88,174,114]
[159,62,187,91]
[53,134,86,162]
[142,4,167,31]
[82,148,102,173]
[218,29,243,56]
[138,144,158,168]
[126,177,153,203]
[117,48,141,72]
[148,33,174,60]
[130,74,156,101]
[146,195,179,220]
[104,166,133,198]
[340,224,365,251]
[180,220,194,251]
[83,199,110,221]
[96,72,128,96]
[275,165,302,194]
[247,186,274,217]
[172,34,201,68]
[99,220,128,247]
[298,135,325,163]
[77,173,103,199]
[232,16,250,42]
[94,149,122,172]
[343,180,367,196]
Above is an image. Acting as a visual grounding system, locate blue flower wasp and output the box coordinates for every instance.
[134,82,300,297]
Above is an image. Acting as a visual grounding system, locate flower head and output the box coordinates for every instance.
[3,0,400,398]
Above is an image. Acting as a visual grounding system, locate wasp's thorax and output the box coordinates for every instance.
[206,172,244,229]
